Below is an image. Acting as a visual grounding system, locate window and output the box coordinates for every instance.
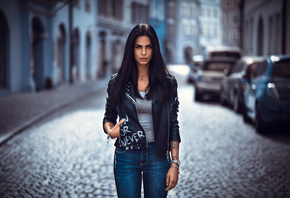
[205,27,210,37]
[85,0,91,12]
[204,62,234,72]
[167,1,175,18]
[273,60,290,78]
[98,0,108,16]
[254,61,268,78]
[231,12,239,27]
[132,3,148,23]
[168,23,174,35]
[223,32,227,42]
[275,13,281,54]
[167,19,175,35]
[213,8,218,17]
[232,60,243,73]
[224,0,233,7]
[207,8,211,17]
[190,4,196,17]
[73,0,80,8]
[182,20,190,35]
[213,25,218,37]
[181,2,190,17]
[190,20,197,35]
[98,0,123,19]
[249,18,254,53]
[112,0,123,20]
[201,8,204,17]
[222,14,227,25]
[233,30,239,44]
[268,16,273,55]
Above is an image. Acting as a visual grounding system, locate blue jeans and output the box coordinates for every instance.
[114,142,171,198]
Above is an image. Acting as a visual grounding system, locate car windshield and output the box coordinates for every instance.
[273,59,290,78]
[210,52,241,59]
[248,62,261,73]
[203,62,233,72]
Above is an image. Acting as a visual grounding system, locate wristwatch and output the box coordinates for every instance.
[171,159,180,166]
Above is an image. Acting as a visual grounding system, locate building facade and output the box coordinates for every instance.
[0,0,166,97]
[0,0,98,96]
[97,0,149,77]
[166,0,222,64]
[221,0,241,46]
[243,0,290,56]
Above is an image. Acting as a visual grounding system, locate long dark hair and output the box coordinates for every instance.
[111,23,171,106]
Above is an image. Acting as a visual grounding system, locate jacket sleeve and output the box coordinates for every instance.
[169,77,181,142]
[102,75,118,134]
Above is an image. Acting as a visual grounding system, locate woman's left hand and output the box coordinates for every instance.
[165,166,179,191]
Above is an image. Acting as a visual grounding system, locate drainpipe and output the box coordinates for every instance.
[69,0,74,84]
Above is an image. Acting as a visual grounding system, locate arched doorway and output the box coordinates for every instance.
[0,10,9,89]
[73,28,80,81]
[165,40,174,64]
[257,17,264,56]
[85,32,92,79]
[31,17,45,91]
[98,31,107,78]
[184,46,193,65]
[57,24,66,84]
[112,40,122,73]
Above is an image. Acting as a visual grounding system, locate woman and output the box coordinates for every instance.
[103,23,181,198]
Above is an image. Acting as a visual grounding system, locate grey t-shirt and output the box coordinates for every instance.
[136,91,154,143]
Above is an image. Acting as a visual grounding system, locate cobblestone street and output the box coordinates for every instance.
[1,66,290,197]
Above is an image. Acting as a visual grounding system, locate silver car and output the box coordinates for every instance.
[194,58,237,101]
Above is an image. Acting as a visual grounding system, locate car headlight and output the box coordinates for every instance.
[266,83,279,99]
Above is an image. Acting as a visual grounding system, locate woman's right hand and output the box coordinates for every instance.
[108,119,125,139]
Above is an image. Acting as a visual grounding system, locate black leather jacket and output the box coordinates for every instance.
[103,74,181,156]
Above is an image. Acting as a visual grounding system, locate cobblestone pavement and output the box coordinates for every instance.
[1,66,290,197]
[0,79,108,144]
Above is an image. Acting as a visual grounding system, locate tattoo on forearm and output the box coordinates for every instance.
[170,141,179,151]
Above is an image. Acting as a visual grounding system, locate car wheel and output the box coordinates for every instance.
[233,93,242,113]
[255,103,267,133]
[195,89,202,101]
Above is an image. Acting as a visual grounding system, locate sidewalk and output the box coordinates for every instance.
[0,78,109,145]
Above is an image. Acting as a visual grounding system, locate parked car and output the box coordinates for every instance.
[187,55,204,84]
[194,58,237,101]
[220,56,265,113]
[243,55,290,133]
[204,46,242,60]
